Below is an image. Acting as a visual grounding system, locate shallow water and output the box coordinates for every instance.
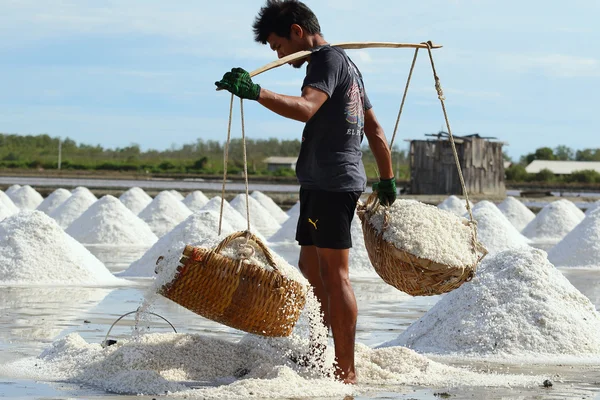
[1,252,600,399]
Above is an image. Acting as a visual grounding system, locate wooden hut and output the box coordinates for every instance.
[409,132,506,195]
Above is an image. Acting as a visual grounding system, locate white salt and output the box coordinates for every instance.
[118,187,152,215]
[36,188,72,215]
[437,195,474,216]
[230,194,281,238]
[367,200,479,267]
[468,200,531,254]
[250,191,289,224]
[49,189,97,229]
[287,200,300,216]
[169,190,185,200]
[268,213,299,243]
[0,191,19,220]
[348,214,377,278]
[8,185,44,210]
[548,209,600,268]
[4,184,21,196]
[71,186,98,199]
[182,190,210,213]
[0,211,126,286]
[138,191,193,238]
[66,195,158,246]
[586,201,600,216]
[522,199,585,245]
[382,247,600,359]
[122,211,234,277]
[201,196,260,236]
[497,196,536,232]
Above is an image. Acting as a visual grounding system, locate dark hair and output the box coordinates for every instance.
[252,0,322,44]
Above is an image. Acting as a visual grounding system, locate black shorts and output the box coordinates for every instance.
[295,188,362,249]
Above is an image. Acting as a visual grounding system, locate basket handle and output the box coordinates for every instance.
[214,230,279,271]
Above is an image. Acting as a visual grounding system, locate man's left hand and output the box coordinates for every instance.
[215,67,261,100]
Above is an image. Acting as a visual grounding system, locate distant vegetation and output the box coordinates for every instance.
[0,133,409,180]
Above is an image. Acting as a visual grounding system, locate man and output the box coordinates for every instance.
[215,0,396,384]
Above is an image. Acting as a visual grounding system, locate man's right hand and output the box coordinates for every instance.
[215,67,261,100]
[372,177,397,206]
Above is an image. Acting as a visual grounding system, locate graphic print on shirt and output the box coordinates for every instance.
[344,61,365,136]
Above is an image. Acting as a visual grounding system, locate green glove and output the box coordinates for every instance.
[215,67,261,100]
[372,177,397,206]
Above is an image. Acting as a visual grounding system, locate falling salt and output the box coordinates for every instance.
[250,191,289,224]
[366,199,479,267]
[0,211,126,286]
[49,189,98,229]
[522,199,585,245]
[230,194,281,238]
[8,185,44,210]
[36,188,72,215]
[437,195,474,216]
[468,200,531,254]
[122,211,235,277]
[182,190,210,213]
[497,196,536,232]
[65,195,158,246]
[382,247,600,358]
[138,191,193,237]
[548,209,600,268]
[118,187,152,215]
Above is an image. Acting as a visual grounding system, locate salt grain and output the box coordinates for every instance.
[122,211,235,277]
[367,200,479,267]
[119,187,152,215]
[437,195,474,216]
[9,185,44,210]
[49,189,98,229]
[382,247,600,358]
[182,190,210,213]
[230,194,281,238]
[468,200,531,254]
[250,191,289,224]
[0,211,126,286]
[66,195,158,246]
[522,199,585,245]
[37,188,72,215]
[138,191,193,237]
[548,209,600,268]
[497,196,536,232]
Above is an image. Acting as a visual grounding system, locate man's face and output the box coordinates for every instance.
[266,31,307,69]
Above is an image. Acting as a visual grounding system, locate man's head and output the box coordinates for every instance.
[252,0,322,68]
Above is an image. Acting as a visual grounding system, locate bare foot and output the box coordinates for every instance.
[335,369,357,385]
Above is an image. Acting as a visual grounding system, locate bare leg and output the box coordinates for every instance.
[316,247,357,384]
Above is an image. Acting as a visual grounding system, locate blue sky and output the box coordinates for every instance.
[0,0,598,160]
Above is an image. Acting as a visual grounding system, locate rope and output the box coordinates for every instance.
[389,48,419,149]
[422,41,487,260]
[218,94,235,236]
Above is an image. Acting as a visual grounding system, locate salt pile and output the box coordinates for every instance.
[381,247,600,359]
[437,195,474,216]
[230,194,281,238]
[169,190,185,200]
[468,200,531,254]
[4,184,21,196]
[348,214,376,278]
[49,188,97,229]
[367,200,479,267]
[0,211,126,286]
[250,191,289,224]
[287,200,300,216]
[71,186,97,199]
[182,190,210,213]
[122,211,234,277]
[8,185,44,210]
[269,213,299,243]
[0,191,19,220]
[36,188,72,215]
[497,196,536,232]
[586,201,600,216]
[119,187,152,215]
[548,209,600,268]
[522,199,585,245]
[138,191,192,237]
[66,195,158,246]
[201,196,266,242]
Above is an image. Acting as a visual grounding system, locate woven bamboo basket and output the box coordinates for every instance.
[157,231,307,337]
[357,193,486,296]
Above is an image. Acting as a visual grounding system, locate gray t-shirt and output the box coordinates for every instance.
[295,45,371,192]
